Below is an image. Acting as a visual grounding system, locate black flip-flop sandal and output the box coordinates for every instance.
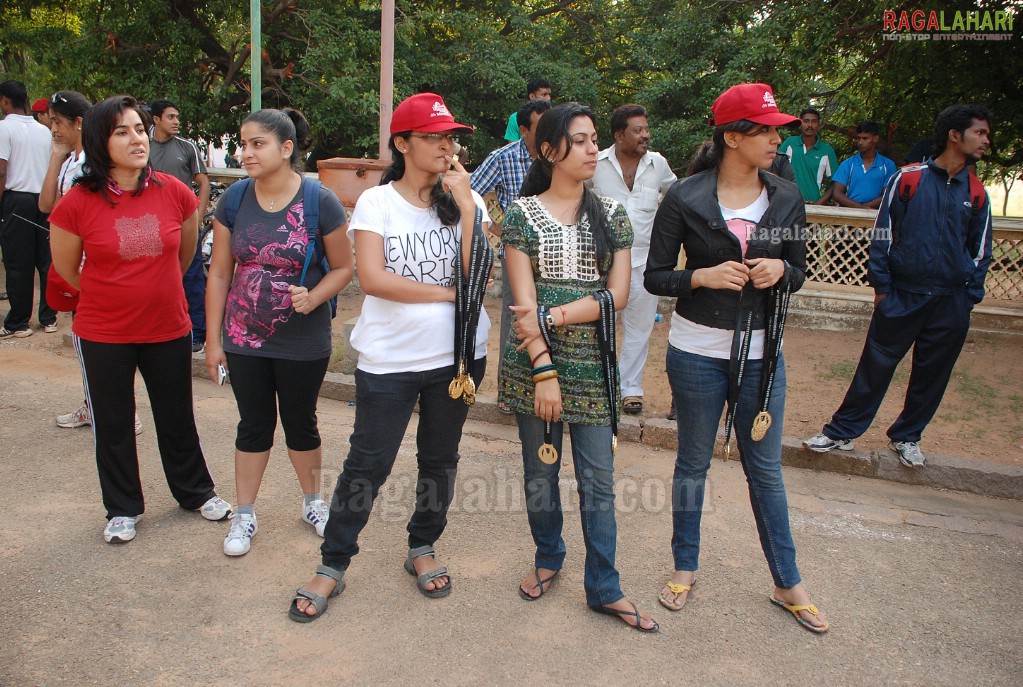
[590,600,659,633]
[288,565,345,623]
[518,568,559,601]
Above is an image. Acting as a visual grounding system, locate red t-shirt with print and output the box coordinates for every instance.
[48,172,199,343]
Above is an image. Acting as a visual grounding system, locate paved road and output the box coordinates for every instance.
[1,344,1020,686]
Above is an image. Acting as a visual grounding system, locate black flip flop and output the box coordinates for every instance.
[518,569,558,601]
[590,600,659,633]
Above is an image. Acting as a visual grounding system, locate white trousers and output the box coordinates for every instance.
[619,265,659,398]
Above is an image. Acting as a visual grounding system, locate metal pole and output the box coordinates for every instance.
[251,0,262,112]
[379,0,395,160]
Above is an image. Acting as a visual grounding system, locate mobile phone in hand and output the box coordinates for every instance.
[217,364,228,385]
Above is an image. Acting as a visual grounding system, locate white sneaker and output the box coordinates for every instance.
[224,513,257,556]
[57,404,91,428]
[803,433,854,453]
[303,499,330,537]
[134,413,143,436]
[44,322,59,333]
[199,495,232,521]
[890,440,926,468]
[104,516,138,543]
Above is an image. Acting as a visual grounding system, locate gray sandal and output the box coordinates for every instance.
[288,564,346,623]
[403,545,452,598]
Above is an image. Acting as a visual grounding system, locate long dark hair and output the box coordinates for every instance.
[47,90,91,124]
[687,119,762,176]
[379,134,460,227]
[520,102,612,272]
[242,108,312,171]
[78,95,160,204]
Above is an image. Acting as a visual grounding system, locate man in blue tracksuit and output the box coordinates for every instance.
[804,104,993,467]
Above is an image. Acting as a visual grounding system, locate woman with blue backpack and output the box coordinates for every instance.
[205,108,354,557]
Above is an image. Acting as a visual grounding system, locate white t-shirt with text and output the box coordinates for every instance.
[348,182,492,374]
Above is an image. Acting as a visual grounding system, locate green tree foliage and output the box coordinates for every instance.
[2,0,1020,177]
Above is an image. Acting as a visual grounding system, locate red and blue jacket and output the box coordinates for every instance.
[868,160,993,304]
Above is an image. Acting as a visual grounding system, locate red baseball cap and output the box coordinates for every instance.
[45,264,79,312]
[390,93,474,135]
[711,83,799,127]
[32,98,49,114]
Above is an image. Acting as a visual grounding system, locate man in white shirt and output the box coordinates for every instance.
[0,80,55,337]
[589,104,677,414]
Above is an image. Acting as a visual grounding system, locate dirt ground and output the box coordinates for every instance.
[2,339,1022,687]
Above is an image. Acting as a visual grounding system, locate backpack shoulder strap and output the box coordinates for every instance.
[967,172,986,210]
[298,178,323,286]
[303,178,321,235]
[223,178,252,232]
[897,165,923,204]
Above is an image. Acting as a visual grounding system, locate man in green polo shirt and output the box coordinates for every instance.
[779,108,838,203]
[503,77,552,142]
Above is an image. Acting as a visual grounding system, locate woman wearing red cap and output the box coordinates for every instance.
[644,83,828,632]
[290,93,493,622]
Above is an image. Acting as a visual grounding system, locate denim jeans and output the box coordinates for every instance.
[516,413,623,607]
[666,345,801,589]
[320,358,485,571]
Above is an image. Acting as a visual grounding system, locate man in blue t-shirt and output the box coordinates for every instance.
[832,121,897,210]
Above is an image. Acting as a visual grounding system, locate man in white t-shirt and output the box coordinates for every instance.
[0,80,56,337]
[589,104,677,414]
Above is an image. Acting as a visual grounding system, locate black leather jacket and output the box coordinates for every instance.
[644,168,807,331]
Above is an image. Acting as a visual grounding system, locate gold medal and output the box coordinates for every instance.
[448,362,466,399]
[538,443,558,464]
[751,411,772,442]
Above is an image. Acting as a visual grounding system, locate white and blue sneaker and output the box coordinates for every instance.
[303,499,330,538]
[223,513,257,556]
[803,433,854,453]
[104,516,138,543]
[198,495,232,521]
[890,441,926,468]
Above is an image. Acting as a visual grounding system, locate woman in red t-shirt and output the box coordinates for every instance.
[49,95,230,545]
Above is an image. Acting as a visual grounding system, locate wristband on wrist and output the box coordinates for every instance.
[530,349,552,367]
[532,371,558,383]
[558,306,567,326]
[531,363,556,375]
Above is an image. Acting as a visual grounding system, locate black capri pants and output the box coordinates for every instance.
[225,353,330,453]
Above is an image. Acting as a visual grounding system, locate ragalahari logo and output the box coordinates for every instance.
[431,101,452,118]
[882,8,1016,41]
[762,90,777,108]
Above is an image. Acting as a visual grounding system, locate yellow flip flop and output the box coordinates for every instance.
[770,596,829,634]
[658,580,694,611]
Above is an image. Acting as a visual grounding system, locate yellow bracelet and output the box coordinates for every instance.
[532,371,559,383]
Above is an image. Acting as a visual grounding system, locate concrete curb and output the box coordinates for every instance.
[189,356,1023,501]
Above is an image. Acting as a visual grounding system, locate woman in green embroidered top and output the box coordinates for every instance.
[498,102,657,633]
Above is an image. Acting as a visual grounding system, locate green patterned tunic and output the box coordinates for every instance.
[498,195,633,425]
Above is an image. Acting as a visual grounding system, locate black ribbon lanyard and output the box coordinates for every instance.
[751,275,791,441]
[722,284,754,462]
[593,289,619,456]
[536,304,558,465]
[448,208,493,406]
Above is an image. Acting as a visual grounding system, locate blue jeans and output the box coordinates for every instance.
[666,345,801,589]
[320,359,485,571]
[517,413,623,607]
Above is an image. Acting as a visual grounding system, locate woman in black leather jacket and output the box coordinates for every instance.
[643,83,828,633]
